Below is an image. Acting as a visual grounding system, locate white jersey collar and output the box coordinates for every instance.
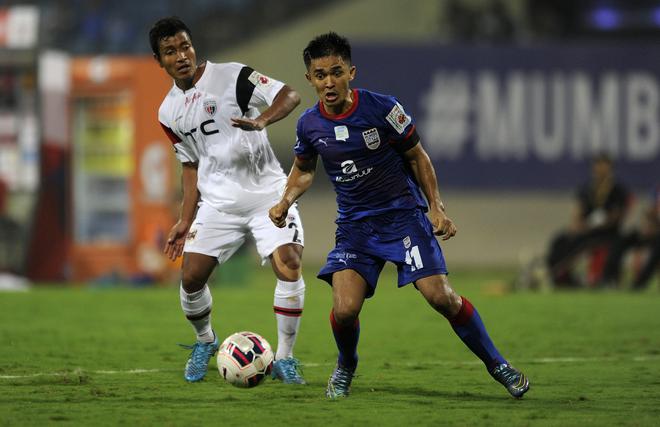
[172,60,210,94]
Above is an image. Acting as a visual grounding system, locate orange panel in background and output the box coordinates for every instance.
[69,56,178,283]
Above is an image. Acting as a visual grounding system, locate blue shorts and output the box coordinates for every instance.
[318,208,448,298]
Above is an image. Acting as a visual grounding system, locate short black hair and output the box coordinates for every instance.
[303,32,351,69]
[149,17,192,59]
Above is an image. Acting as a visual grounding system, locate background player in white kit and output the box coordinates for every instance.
[149,17,306,383]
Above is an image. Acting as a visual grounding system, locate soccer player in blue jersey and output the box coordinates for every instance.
[269,32,530,399]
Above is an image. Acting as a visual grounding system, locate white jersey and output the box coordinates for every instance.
[158,61,287,213]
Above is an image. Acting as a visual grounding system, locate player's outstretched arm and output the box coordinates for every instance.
[164,162,199,260]
[269,155,317,228]
[403,144,457,241]
[231,85,301,131]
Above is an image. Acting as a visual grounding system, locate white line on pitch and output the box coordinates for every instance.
[0,368,169,379]
[2,355,659,379]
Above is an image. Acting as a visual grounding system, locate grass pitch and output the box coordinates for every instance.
[1,267,659,426]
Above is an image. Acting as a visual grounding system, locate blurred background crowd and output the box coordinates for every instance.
[6,0,660,55]
[0,0,657,289]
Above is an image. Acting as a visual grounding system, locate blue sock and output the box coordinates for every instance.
[449,296,507,372]
[330,310,360,370]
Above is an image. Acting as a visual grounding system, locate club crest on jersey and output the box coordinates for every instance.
[362,128,381,150]
[203,100,217,116]
[403,236,411,249]
[386,102,411,135]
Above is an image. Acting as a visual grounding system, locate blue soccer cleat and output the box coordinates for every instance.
[272,357,306,384]
[326,364,355,399]
[490,363,530,398]
[181,333,220,382]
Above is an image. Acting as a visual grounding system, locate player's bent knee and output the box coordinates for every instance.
[282,256,301,272]
[433,292,462,317]
[272,245,303,280]
[277,245,302,269]
[333,299,361,324]
[422,284,459,315]
[181,271,208,293]
[181,253,217,292]
[428,291,450,309]
[332,308,359,326]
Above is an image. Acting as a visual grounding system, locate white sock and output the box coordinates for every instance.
[180,283,215,343]
[273,277,305,360]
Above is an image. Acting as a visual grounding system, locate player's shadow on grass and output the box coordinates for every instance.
[366,385,509,403]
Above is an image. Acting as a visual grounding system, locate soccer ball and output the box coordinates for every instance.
[217,331,274,388]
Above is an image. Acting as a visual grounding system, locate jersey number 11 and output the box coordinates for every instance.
[405,246,424,271]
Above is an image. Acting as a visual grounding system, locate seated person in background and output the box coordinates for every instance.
[599,186,660,290]
[546,154,630,286]
[0,178,23,274]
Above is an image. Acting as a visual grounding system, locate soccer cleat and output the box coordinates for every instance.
[180,333,220,382]
[271,357,306,384]
[326,364,355,399]
[490,363,530,398]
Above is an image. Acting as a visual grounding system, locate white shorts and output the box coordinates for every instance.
[184,201,304,264]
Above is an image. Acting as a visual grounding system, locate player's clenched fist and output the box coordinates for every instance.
[269,200,290,228]
[429,210,457,241]
[436,218,457,240]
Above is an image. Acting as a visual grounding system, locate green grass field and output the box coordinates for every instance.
[2,267,659,426]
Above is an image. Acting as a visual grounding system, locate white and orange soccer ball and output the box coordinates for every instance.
[217,331,274,388]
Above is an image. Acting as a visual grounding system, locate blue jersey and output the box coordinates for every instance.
[295,89,426,221]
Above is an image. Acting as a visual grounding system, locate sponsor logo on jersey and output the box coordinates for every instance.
[403,236,411,249]
[341,160,358,174]
[362,128,381,150]
[185,92,202,106]
[336,160,373,182]
[183,119,220,138]
[335,251,358,264]
[386,102,411,134]
[334,125,349,141]
[203,99,216,116]
[336,169,372,182]
[248,70,273,88]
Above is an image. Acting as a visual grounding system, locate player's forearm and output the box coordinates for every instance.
[281,164,315,209]
[407,147,445,212]
[179,164,200,224]
[259,85,301,127]
[417,163,445,212]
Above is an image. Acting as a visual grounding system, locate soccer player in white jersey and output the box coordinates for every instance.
[149,17,306,383]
